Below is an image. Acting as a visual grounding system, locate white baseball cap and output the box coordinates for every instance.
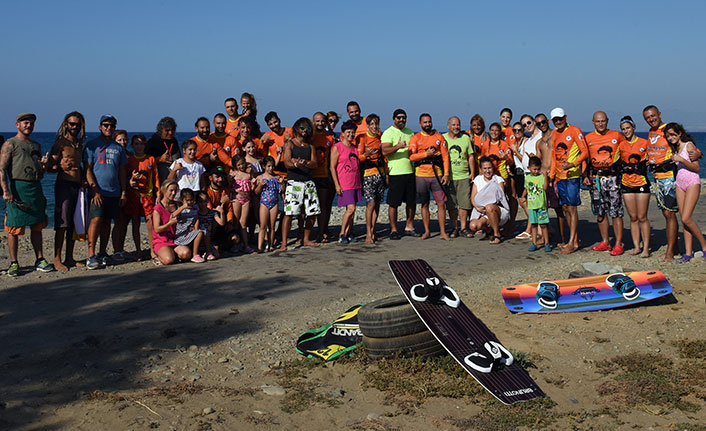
[550,107,566,119]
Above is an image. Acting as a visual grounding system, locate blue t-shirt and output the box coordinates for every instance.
[85,137,128,197]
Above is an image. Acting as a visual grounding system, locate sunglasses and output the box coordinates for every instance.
[298,125,311,131]
[395,115,407,120]
[513,128,523,133]
[522,121,533,127]
[536,120,548,126]
[101,123,115,128]
[68,121,81,127]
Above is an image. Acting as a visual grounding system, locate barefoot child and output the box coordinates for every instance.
[229,155,256,252]
[255,156,282,252]
[172,188,205,262]
[523,156,551,252]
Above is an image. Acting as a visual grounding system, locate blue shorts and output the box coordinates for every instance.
[556,178,581,207]
[528,208,549,224]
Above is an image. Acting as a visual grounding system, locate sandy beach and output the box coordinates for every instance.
[1,188,705,430]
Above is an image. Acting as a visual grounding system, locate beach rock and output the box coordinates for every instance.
[331,388,345,397]
[581,262,623,275]
[202,407,215,415]
[367,412,381,421]
[217,357,229,363]
[261,385,285,396]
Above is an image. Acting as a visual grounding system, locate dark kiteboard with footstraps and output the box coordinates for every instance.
[502,271,673,313]
[389,259,545,405]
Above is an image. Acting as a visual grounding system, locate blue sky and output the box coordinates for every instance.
[2,0,705,134]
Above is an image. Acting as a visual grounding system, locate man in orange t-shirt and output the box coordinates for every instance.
[208,113,229,170]
[222,117,265,169]
[356,113,387,243]
[549,107,588,254]
[261,111,291,178]
[408,113,451,241]
[224,97,241,138]
[191,117,218,169]
[583,111,625,255]
[345,101,368,137]
[641,105,701,262]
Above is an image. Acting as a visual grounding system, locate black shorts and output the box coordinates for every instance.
[54,180,81,229]
[313,177,332,190]
[387,174,416,207]
[513,170,525,198]
[88,195,121,221]
[620,184,650,194]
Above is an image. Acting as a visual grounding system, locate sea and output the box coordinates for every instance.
[1,131,706,227]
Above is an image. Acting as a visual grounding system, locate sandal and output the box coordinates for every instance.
[450,229,459,238]
[515,231,531,239]
[460,228,474,238]
[489,235,502,245]
[152,258,162,267]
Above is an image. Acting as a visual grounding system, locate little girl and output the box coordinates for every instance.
[172,188,206,263]
[196,190,225,260]
[230,155,256,252]
[169,140,206,200]
[255,156,282,252]
[664,122,706,263]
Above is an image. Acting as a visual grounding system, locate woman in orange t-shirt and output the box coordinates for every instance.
[619,116,651,258]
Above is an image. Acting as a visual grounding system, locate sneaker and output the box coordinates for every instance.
[190,255,205,263]
[591,241,612,252]
[7,262,19,277]
[528,243,540,252]
[86,255,101,270]
[111,251,127,264]
[338,235,349,245]
[205,252,216,261]
[610,244,624,256]
[97,253,111,266]
[35,258,54,273]
[544,243,552,253]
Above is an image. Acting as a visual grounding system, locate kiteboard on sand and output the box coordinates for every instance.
[389,259,545,405]
[501,271,673,313]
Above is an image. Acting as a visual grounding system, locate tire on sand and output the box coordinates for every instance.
[358,295,427,338]
[363,330,446,360]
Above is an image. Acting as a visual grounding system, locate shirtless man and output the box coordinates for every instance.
[535,112,566,245]
[48,111,86,271]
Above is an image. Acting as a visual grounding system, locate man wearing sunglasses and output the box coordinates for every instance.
[535,113,566,245]
[48,111,86,271]
[84,115,128,269]
[1,113,53,276]
[381,109,417,239]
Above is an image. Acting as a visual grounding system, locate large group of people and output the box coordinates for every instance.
[1,95,704,277]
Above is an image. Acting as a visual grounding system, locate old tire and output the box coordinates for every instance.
[358,295,427,338]
[363,331,446,360]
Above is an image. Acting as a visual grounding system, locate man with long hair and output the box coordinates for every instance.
[48,111,86,270]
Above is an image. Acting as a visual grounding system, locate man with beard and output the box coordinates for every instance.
[408,113,450,240]
[209,113,229,170]
[261,111,291,178]
[346,101,368,137]
[1,113,53,276]
[224,97,240,137]
[48,111,86,271]
[192,117,218,169]
[381,109,416,239]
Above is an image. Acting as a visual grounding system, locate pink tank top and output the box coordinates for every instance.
[334,142,362,191]
[152,202,176,251]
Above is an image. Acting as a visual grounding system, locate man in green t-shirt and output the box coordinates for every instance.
[442,116,475,237]
[381,109,416,240]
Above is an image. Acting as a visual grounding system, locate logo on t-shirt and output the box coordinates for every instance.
[611,139,617,144]
[566,136,572,141]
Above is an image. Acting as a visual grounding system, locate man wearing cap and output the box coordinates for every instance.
[549,107,588,254]
[83,115,128,269]
[584,111,625,255]
[0,113,54,276]
[381,109,417,239]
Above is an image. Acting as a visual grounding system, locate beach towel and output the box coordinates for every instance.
[295,304,363,361]
[72,187,88,241]
[470,179,510,225]
[6,180,46,227]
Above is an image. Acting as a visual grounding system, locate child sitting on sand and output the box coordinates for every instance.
[172,188,206,262]
[255,156,283,252]
[522,156,551,252]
